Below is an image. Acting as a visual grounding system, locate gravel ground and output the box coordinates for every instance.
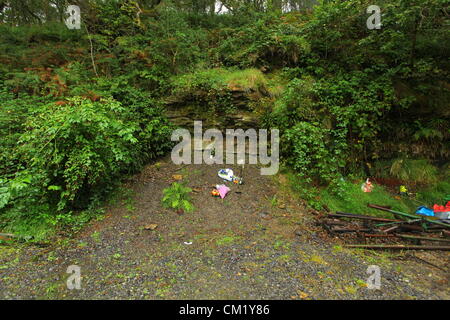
[0,158,448,300]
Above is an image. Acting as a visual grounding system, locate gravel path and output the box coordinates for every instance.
[0,158,448,299]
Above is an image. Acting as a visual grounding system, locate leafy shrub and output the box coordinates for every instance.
[17,96,171,210]
[0,95,172,240]
[143,5,208,74]
[162,182,194,213]
[273,72,393,188]
[283,122,345,186]
[269,0,449,203]
[0,172,56,241]
[214,12,310,68]
[0,85,52,177]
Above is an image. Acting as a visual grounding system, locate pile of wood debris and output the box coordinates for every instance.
[319,204,450,251]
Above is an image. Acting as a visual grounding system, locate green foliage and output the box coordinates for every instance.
[0,86,51,177]
[171,68,269,113]
[283,122,344,186]
[0,171,67,241]
[0,93,172,240]
[1,0,449,236]
[274,70,396,189]
[145,5,208,74]
[17,96,171,210]
[93,0,144,37]
[267,0,449,199]
[319,180,414,219]
[18,97,137,209]
[214,11,311,68]
[417,180,450,206]
[389,158,439,185]
[303,0,449,162]
[172,68,268,91]
[162,182,194,213]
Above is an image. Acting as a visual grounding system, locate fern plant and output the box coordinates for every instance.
[390,158,438,185]
[161,182,194,213]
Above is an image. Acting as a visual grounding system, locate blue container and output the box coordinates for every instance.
[415,206,435,217]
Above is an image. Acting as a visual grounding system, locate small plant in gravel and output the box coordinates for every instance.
[355,279,368,288]
[270,195,278,207]
[78,241,88,248]
[45,282,61,299]
[273,239,290,251]
[344,285,358,295]
[161,182,194,213]
[216,235,239,246]
[47,252,57,262]
[91,231,101,243]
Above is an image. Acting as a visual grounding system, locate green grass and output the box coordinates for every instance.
[172,68,268,94]
[285,162,448,218]
[417,180,450,206]
[319,180,414,218]
[222,68,268,92]
[388,158,439,185]
[216,235,240,246]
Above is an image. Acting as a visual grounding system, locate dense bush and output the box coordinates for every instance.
[264,0,449,195]
[272,72,397,187]
[0,95,172,239]
[283,122,344,185]
[214,11,311,68]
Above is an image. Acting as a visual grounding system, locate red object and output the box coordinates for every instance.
[433,201,450,213]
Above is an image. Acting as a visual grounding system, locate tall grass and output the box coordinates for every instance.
[171,68,269,94]
[417,180,450,206]
[389,158,438,185]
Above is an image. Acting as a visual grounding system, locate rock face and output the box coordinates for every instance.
[166,107,260,132]
[165,87,262,132]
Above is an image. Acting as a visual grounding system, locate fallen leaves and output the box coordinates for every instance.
[172,174,183,181]
[144,224,158,231]
[291,290,309,300]
[298,291,309,299]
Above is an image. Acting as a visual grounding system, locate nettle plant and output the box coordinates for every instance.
[162,182,194,213]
